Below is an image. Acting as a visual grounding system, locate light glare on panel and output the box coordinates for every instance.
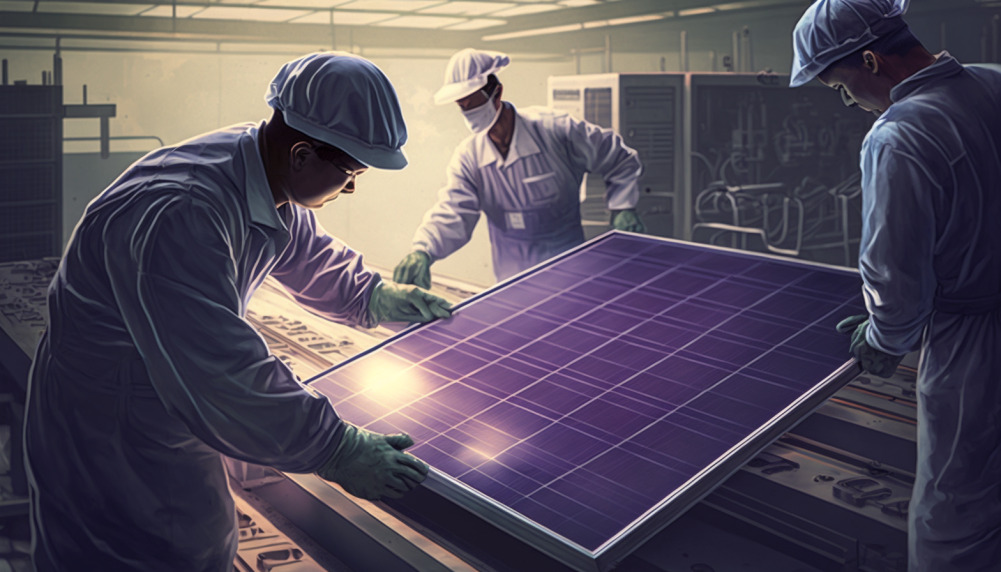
[419,1,515,16]
[491,3,562,17]
[374,14,465,28]
[444,18,505,30]
[190,6,312,21]
[36,2,152,15]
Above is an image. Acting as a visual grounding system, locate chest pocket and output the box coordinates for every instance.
[522,172,559,205]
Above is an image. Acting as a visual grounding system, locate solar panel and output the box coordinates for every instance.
[308,231,865,572]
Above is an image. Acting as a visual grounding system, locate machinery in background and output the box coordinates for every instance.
[548,73,684,242]
[0,55,118,265]
[0,64,62,264]
[547,72,874,268]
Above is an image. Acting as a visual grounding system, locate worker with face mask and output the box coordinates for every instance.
[791,1,1001,569]
[393,48,645,287]
[24,52,450,571]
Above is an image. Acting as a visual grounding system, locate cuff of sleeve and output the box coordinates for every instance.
[865,320,913,357]
[606,182,640,211]
[360,274,384,329]
[311,418,348,474]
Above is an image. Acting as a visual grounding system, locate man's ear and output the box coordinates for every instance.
[862,50,880,75]
[290,141,313,172]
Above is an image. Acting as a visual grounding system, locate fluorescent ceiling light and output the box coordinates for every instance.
[191,6,311,21]
[491,4,562,16]
[482,22,580,41]
[257,0,352,7]
[484,10,663,40]
[559,0,599,6]
[220,42,329,52]
[337,0,441,10]
[444,17,505,30]
[36,2,152,15]
[328,10,397,24]
[419,1,515,15]
[286,10,332,23]
[597,13,663,27]
[712,1,759,9]
[375,14,464,27]
[678,7,717,16]
[139,5,204,18]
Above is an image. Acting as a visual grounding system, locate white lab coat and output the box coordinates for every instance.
[857,54,1001,571]
[412,104,642,282]
[24,122,380,571]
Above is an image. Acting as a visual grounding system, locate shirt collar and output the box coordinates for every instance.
[242,122,287,232]
[890,51,964,103]
[475,103,542,169]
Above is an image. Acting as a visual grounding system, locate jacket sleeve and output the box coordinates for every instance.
[270,206,381,329]
[859,129,938,355]
[411,148,483,261]
[558,114,643,211]
[105,193,342,473]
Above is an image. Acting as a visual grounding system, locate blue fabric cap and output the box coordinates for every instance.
[266,51,408,170]
[790,0,910,88]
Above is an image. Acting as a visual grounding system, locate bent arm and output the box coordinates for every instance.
[106,195,342,473]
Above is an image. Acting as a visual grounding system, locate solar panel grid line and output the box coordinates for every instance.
[306,231,866,572]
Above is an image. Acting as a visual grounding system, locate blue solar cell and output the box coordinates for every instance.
[308,232,865,570]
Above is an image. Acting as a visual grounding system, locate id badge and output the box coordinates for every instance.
[507,212,526,230]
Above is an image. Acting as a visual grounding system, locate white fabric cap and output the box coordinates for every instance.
[433,48,510,105]
[266,51,408,169]
[790,0,910,88]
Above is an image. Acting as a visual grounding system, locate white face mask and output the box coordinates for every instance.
[461,88,501,134]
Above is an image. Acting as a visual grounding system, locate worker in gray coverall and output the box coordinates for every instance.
[791,1,1001,569]
[24,52,450,571]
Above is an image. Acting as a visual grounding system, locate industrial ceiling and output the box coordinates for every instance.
[0,0,992,57]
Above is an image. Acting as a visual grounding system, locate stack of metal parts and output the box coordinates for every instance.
[0,255,915,572]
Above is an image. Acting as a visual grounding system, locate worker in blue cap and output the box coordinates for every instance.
[23,52,450,571]
[791,1,1001,569]
[393,48,645,287]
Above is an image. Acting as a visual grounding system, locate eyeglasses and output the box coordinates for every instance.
[313,145,364,178]
[837,85,858,108]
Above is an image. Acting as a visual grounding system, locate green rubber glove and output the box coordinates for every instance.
[393,251,432,289]
[368,280,452,324]
[316,423,429,501]
[835,314,905,378]
[611,209,646,233]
